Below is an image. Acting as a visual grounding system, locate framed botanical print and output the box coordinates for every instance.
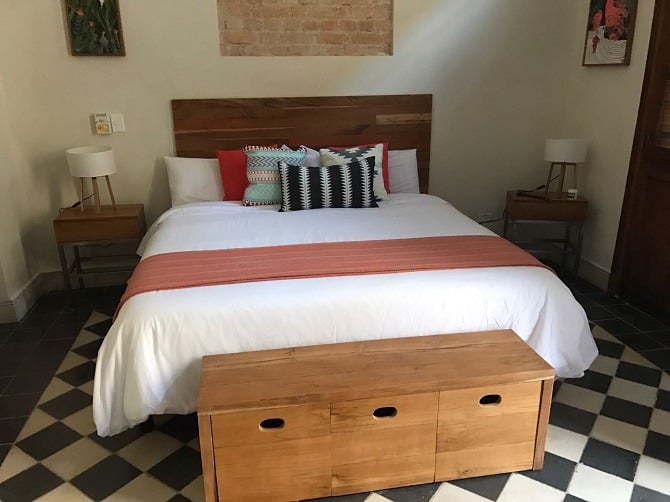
[583,0,637,65]
[64,0,125,56]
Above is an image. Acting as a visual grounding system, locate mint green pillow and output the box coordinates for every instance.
[242,147,306,206]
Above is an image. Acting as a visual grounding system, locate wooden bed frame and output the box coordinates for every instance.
[171,95,433,193]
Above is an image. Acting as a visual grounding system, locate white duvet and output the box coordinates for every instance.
[94,194,597,436]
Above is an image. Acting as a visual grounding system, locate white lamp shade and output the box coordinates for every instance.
[66,146,117,177]
[544,139,587,163]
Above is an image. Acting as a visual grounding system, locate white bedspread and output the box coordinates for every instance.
[93,194,597,436]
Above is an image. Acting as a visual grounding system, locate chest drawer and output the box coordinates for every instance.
[331,393,438,495]
[435,381,542,480]
[211,404,331,501]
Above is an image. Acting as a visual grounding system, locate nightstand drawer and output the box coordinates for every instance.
[54,204,145,243]
[506,191,587,221]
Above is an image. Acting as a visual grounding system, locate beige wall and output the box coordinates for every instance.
[558,0,654,282]
[0,74,31,303]
[0,0,655,304]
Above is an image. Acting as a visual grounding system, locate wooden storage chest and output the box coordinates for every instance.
[197,330,554,502]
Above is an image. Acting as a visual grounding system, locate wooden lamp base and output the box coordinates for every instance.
[80,175,116,212]
[544,162,577,197]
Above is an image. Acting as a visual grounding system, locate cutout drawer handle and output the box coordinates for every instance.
[373,406,398,418]
[259,418,285,430]
[479,394,502,406]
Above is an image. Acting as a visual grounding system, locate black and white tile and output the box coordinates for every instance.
[0,285,668,501]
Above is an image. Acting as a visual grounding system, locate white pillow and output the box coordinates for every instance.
[300,145,321,167]
[164,156,224,207]
[281,144,320,167]
[320,143,389,201]
[388,149,420,194]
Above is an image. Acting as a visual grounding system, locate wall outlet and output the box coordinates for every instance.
[110,113,125,133]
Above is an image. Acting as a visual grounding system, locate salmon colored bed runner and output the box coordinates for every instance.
[116,235,550,317]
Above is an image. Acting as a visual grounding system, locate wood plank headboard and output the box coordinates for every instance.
[171,95,432,193]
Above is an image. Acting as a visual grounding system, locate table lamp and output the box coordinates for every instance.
[66,146,117,213]
[543,139,587,197]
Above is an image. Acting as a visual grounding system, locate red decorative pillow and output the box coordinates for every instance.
[380,142,390,193]
[329,142,390,193]
[216,150,247,201]
[216,145,277,201]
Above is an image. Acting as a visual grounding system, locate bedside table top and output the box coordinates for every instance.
[505,191,587,222]
[507,191,587,203]
[55,204,144,222]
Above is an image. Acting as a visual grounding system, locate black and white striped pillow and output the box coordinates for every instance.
[278,157,379,212]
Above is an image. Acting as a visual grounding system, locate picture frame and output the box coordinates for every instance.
[582,0,637,66]
[64,0,125,56]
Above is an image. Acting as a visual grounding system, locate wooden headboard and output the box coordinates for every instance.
[171,95,432,193]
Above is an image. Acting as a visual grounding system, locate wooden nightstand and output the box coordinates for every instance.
[53,204,146,289]
[503,191,588,275]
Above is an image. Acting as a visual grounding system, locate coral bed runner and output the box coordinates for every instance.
[116,235,549,317]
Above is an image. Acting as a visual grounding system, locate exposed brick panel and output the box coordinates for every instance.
[218,0,393,56]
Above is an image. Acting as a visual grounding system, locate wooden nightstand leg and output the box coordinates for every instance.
[503,211,510,238]
[561,223,571,271]
[80,178,85,212]
[574,224,584,277]
[58,245,71,290]
[73,245,85,289]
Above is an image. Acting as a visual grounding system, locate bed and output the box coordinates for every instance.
[93,95,597,436]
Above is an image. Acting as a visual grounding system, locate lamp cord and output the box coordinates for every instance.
[478,216,504,224]
[58,194,94,214]
[515,173,563,195]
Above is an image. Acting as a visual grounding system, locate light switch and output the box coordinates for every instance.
[110,113,126,133]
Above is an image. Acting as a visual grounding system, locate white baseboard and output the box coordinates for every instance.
[0,269,130,323]
[0,301,17,323]
[0,273,44,323]
[578,257,610,291]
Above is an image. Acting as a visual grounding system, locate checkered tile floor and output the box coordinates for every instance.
[0,287,669,501]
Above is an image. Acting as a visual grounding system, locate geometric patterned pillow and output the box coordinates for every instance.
[242,146,306,206]
[320,143,389,201]
[278,157,378,212]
